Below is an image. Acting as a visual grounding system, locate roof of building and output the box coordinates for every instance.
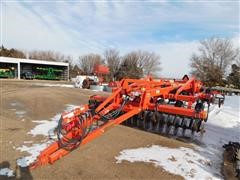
[0,57,69,66]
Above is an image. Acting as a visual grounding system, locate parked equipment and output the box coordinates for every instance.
[30,75,214,169]
[0,68,14,78]
[34,67,63,80]
[21,72,34,80]
[81,65,109,89]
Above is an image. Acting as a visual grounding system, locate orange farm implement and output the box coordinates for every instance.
[30,75,219,169]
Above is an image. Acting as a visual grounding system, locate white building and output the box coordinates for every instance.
[0,57,69,81]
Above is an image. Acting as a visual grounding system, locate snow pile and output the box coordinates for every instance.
[0,168,14,177]
[116,145,216,179]
[194,95,240,178]
[207,96,239,129]
[15,111,26,118]
[28,120,59,137]
[17,142,53,167]
[16,104,79,167]
[115,96,240,179]
[33,83,74,88]
[28,104,78,137]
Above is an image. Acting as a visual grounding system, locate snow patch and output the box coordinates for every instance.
[15,111,26,116]
[15,111,26,118]
[10,102,18,106]
[16,142,52,167]
[23,141,33,144]
[116,145,217,179]
[0,168,14,177]
[193,96,240,179]
[33,83,74,88]
[28,120,59,137]
[16,104,79,167]
[28,104,79,137]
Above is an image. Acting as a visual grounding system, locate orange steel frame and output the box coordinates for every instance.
[30,76,209,169]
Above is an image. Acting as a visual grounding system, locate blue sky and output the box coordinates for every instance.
[1,0,239,77]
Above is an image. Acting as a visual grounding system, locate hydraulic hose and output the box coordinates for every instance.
[57,111,93,151]
[57,97,129,151]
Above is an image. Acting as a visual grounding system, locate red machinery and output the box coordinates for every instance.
[82,65,110,89]
[30,75,213,169]
[93,64,109,84]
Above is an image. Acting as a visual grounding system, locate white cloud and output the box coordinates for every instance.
[119,40,199,78]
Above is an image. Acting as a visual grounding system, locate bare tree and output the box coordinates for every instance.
[236,52,240,67]
[115,50,161,80]
[79,53,103,75]
[28,50,69,62]
[136,50,161,76]
[104,49,121,81]
[116,52,143,80]
[190,37,239,86]
[0,46,26,58]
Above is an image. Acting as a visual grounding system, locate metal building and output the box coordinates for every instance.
[0,57,69,81]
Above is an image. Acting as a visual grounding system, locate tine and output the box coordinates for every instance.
[170,115,176,135]
[151,112,156,131]
[173,117,180,136]
[163,114,167,133]
[157,113,160,131]
[144,111,151,130]
[141,111,145,129]
[128,117,132,126]
[131,117,134,126]
[165,115,172,135]
[182,127,186,137]
[180,117,185,127]
[149,118,152,131]
[132,115,137,127]
[137,114,140,127]
[126,118,129,125]
[191,119,194,135]
[189,118,193,129]
[162,114,167,133]
[181,117,186,137]
[150,112,154,131]
[153,111,159,131]
[141,112,144,129]
[173,115,177,125]
[197,120,202,132]
[137,112,143,128]
[191,119,198,136]
[158,113,164,133]
[143,111,146,129]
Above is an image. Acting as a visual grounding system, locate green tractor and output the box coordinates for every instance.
[0,68,14,78]
[34,67,63,80]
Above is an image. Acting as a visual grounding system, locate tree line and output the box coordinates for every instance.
[78,49,161,81]
[0,36,239,88]
[0,46,161,81]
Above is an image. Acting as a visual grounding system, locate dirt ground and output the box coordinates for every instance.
[0,79,193,180]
